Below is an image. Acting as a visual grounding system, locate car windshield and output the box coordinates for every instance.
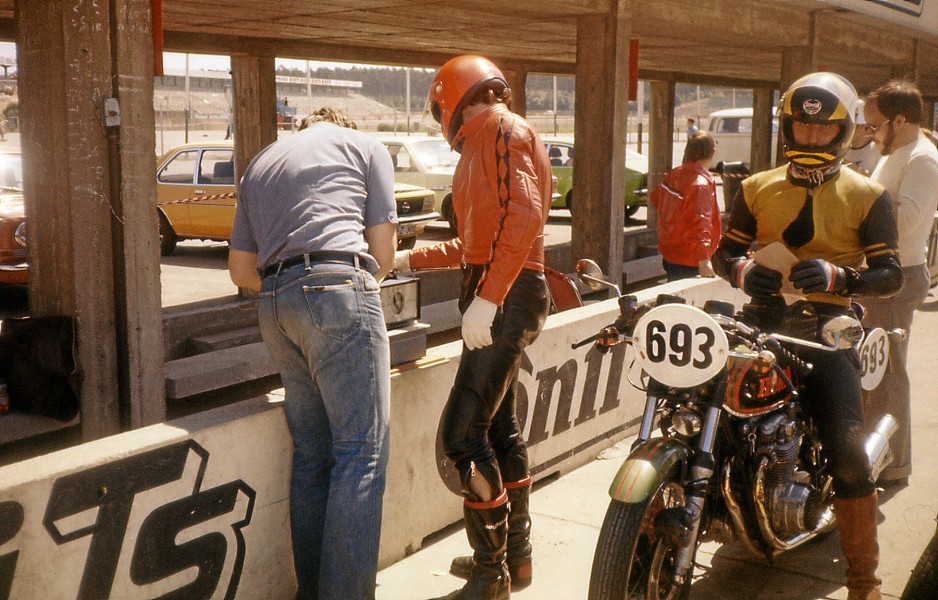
[410,140,459,169]
[0,154,22,191]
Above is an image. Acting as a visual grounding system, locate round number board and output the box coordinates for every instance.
[632,304,729,388]
[859,327,889,391]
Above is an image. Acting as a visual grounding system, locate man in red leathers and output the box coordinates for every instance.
[393,55,552,600]
[651,131,721,281]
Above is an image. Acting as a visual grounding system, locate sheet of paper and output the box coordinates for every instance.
[752,242,804,304]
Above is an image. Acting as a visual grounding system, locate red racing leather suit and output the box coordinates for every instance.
[408,102,552,506]
[407,103,552,305]
[651,161,721,267]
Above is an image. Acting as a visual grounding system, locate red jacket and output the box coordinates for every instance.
[651,162,721,267]
[408,104,552,305]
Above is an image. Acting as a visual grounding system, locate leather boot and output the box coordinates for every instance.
[835,493,882,600]
[450,479,533,589]
[439,491,510,600]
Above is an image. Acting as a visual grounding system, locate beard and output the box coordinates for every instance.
[876,124,897,155]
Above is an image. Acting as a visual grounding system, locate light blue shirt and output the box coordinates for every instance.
[231,122,396,272]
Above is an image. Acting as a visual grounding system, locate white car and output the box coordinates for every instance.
[377,134,458,228]
[706,107,778,169]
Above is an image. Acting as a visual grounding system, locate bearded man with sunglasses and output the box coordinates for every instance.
[859,81,938,488]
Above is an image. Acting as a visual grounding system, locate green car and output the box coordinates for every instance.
[543,138,649,218]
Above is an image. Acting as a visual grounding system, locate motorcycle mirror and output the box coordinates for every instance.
[575,259,620,295]
[820,315,864,350]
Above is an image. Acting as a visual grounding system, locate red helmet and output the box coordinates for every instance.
[427,55,509,142]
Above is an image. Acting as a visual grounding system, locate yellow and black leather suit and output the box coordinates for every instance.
[716,164,902,307]
[714,164,902,499]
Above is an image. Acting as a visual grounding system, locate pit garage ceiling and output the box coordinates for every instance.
[0,0,935,93]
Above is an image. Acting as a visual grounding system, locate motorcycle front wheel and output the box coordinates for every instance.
[588,468,693,600]
[901,522,938,600]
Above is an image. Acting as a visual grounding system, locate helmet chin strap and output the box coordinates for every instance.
[788,160,842,188]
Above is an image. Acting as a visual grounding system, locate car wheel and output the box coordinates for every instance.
[397,236,417,251]
[565,190,573,214]
[442,195,458,234]
[158,211,178,256]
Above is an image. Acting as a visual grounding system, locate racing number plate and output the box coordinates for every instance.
[632,304,729,388]
[859,327,889,391]
[398,223,417,236]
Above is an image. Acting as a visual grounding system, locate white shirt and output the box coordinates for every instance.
[844,140,882,177]
[870,132,938,267]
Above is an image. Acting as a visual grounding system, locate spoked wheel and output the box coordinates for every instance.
[902,523,938,600]
[588,471,693,600]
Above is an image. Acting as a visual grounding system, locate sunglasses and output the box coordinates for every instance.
[864,119,891,134]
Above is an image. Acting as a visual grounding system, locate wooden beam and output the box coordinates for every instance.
[751,87,774,173]
[111,0,167,428]
[231,54,277,198]
[503,69,527,118]
[571,0,631,284]
[16,0,122,440]
[648,79,675,229]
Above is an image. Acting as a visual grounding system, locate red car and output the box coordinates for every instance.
[0,153,25,285]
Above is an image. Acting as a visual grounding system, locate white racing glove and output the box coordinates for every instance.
[392,250,412,274]
[462,296,498,350]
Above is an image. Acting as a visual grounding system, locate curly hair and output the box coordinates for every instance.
[298,107,358,130]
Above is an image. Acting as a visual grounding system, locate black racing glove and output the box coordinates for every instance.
[789,259,847,294]
[730,259,783,297]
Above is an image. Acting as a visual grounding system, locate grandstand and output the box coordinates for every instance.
[154,68,401,130]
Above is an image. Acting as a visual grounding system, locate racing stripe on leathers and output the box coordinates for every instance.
[477,114,514,297]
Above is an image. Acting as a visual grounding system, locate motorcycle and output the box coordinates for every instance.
[571,259,899,600]
[901,514,938,599]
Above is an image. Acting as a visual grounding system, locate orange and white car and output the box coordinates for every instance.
[0,153,25,285]
[156,142,438,255]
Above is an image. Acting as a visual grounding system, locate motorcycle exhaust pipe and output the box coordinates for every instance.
[865,414,898,483]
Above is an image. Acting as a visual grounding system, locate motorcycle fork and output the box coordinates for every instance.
[671,404,721,584]
[632,394,659,450]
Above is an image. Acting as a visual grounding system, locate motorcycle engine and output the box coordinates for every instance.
[753,413,820,539]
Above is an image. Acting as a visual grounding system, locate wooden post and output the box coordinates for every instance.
[751,87,774,173]
[110,0,167,427]
[647,79,675,229]
[16,0,121,438]
[503,69,527,118]
[924,99,936,131]
[572,0,633,285]
[231,53,278,195]
[778,47,810,166]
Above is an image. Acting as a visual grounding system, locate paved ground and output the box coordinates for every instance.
[376,288,938,600]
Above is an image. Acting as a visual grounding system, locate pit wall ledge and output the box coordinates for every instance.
[0,277,746,599]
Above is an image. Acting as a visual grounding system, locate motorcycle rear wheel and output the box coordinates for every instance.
[901,523,938,600]
[588,468,693,600]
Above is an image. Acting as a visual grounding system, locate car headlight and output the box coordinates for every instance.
[13,221,25,248]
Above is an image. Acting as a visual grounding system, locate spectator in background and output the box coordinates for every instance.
[228,107,396,600]
[860,80,938,488]
[650,131,721,281]
[0,119,8,142]
[844,100,882,177]
[686,117,699,138]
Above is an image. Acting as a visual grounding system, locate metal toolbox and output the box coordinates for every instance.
[380,276,421,329]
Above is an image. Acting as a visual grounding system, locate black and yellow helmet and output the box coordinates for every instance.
[780,72,859,170]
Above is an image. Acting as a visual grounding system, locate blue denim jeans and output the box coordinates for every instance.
[258,260,390,600]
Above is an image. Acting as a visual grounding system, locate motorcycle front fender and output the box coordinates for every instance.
[608,437,692,503]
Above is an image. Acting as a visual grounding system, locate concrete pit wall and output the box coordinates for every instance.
[0,277,745,599]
